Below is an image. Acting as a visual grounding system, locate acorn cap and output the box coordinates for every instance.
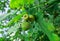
[23,14,29,20]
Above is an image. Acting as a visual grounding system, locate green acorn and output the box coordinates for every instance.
[21,21,31,31]
[29,15,35,22]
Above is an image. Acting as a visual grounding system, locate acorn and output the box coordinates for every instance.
[23,14,29,21]
[29,15,35,22]
[21,21,31,31]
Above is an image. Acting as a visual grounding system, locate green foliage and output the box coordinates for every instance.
[0,0,60,41]
[0,0,9,11]
[10,0,34,9]
[54,15,60,27]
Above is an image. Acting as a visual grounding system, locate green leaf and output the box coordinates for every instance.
[36,11,59,41]
[10,0,34,9]
[0,10,18,21]
[7,23,20,34]
[6,13,24,27]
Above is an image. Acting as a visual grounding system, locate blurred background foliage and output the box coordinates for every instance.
[0,0,60,41]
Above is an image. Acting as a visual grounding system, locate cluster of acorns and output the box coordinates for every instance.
[21,14,35,31]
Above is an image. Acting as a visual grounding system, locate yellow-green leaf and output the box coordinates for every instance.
[10,0,34,9]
